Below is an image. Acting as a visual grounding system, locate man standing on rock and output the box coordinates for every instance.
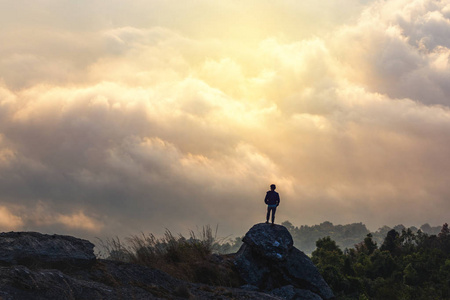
[265,184,280,225]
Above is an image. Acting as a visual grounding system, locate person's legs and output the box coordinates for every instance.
[266,207,271,223]
[271,207,277,224]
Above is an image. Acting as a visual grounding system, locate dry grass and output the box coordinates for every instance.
[96,225,241,286]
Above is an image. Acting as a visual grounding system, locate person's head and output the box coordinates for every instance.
[270,184,276,191]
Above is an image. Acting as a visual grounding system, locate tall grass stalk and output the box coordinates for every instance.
[97,225,243,286]
[98,226,215,268]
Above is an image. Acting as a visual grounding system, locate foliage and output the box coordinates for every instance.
[311,223,450,300]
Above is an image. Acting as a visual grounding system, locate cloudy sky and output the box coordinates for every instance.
[1,0,450,241]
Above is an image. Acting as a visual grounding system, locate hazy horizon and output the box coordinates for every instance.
[1,0,450,242]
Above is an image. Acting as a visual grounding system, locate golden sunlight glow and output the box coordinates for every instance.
[56,211,103,232]
[0,206,24,230]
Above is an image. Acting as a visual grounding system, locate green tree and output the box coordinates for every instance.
[282,220,295,232]
[403,263,419,286]
[400,228,417,255]
[380,229,401,255]
[364,233,378,255]
[438,223,449,239]
[365,250,396,279]
[355,233,378,255]
[311,236,345,293]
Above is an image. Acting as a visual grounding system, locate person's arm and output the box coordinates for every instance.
[264,192,269,204]
[276,193,280,206]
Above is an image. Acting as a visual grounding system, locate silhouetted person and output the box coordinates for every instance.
[265,184,280,225]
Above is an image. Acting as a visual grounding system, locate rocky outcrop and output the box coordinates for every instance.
[0,227,334,300]
[0,232,95,269]
[234,223,334,300]
[0,231,280,300]
[0,260,283,300]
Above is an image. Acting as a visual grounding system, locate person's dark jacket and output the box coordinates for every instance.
[264,191,280,206]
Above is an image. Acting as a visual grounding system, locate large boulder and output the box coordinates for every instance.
[234,223,334,300]
[242,223,293,261]
[0,232,95,269]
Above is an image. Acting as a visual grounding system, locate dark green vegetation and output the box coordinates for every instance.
[311,223,450,299]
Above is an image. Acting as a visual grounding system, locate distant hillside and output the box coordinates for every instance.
[280,221,442,254]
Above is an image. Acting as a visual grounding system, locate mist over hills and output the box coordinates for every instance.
[283,221,443,254]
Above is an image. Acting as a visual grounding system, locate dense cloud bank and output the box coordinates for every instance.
[0,0,449,239]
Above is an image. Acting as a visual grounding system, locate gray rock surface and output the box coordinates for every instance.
[0,261,282,300]
[271,285,323,300]
[0,227,334,300]
[0,232,95,269]
[234,223,334,300]
[242,223,293,261]
[0,231,281,300]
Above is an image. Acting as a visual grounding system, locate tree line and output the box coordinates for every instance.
[311,223,450,299]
